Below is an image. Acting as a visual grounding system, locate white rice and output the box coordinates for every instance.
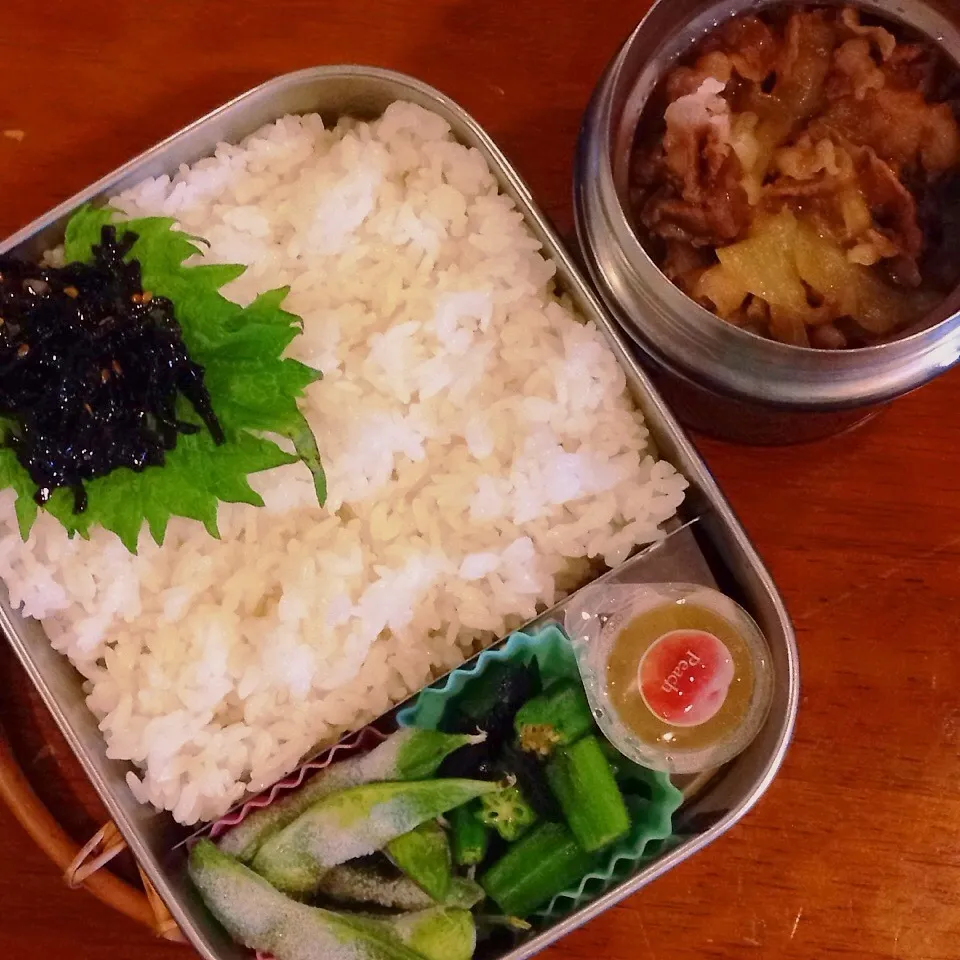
[0,102,687,824]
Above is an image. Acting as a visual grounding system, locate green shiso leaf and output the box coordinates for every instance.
[3,204,325,553]
[0,421,38,537]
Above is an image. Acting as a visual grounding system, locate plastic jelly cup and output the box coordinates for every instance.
[564,583,774,775]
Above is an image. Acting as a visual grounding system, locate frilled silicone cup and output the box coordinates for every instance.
[396,623,683,919]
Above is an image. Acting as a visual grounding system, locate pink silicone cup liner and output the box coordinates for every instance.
[201,724,390,960]
[207,724,388,841]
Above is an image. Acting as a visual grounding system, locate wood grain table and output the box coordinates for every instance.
[2,1,959,958]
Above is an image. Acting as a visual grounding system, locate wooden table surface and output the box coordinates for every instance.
[2,1,960,958]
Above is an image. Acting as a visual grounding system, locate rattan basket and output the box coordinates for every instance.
[0,719,183,942]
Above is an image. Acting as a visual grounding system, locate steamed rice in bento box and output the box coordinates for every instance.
[0,102,686,825]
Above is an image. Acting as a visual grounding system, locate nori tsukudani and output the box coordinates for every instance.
[0,225,223,512]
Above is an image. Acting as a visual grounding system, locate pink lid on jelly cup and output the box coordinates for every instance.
[639,628,736,728]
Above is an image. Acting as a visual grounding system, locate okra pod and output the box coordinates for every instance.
[479,822,598,918]
[386,820,452,902]
[478,786,538,842]
[497,742,560,820]
[450,803,490,867]
[252,777,499,897]
[546,735,630,853]
[514,679,594,756]
[597,738,654,800]
[219,728,483,862]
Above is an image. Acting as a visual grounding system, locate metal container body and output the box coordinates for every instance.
[575,0,960,444]
[0,67,798,960]
[637,355,885,445]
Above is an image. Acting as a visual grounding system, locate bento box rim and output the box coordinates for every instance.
[0,65,539,258]
[0,63,799,960]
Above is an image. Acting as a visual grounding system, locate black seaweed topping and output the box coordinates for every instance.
[0,226,223,513]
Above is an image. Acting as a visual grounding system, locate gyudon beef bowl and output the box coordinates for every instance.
[633,4,960,349]
[576,0,960,443]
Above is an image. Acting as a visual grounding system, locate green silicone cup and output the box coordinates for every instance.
[395,622,683,920]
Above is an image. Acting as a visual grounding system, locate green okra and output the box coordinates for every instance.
[514,679,594,757]
[188,839,425,960]
[386,820,452,902]
[546,734,630,853]
[450,803,490,867]
[219,727,484,862]
[478,786,538,842]
[479,821,598,918]
[597,738,655,800]
[252,777,499,897]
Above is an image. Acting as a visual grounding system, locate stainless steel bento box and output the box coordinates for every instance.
[0,66,798,960]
